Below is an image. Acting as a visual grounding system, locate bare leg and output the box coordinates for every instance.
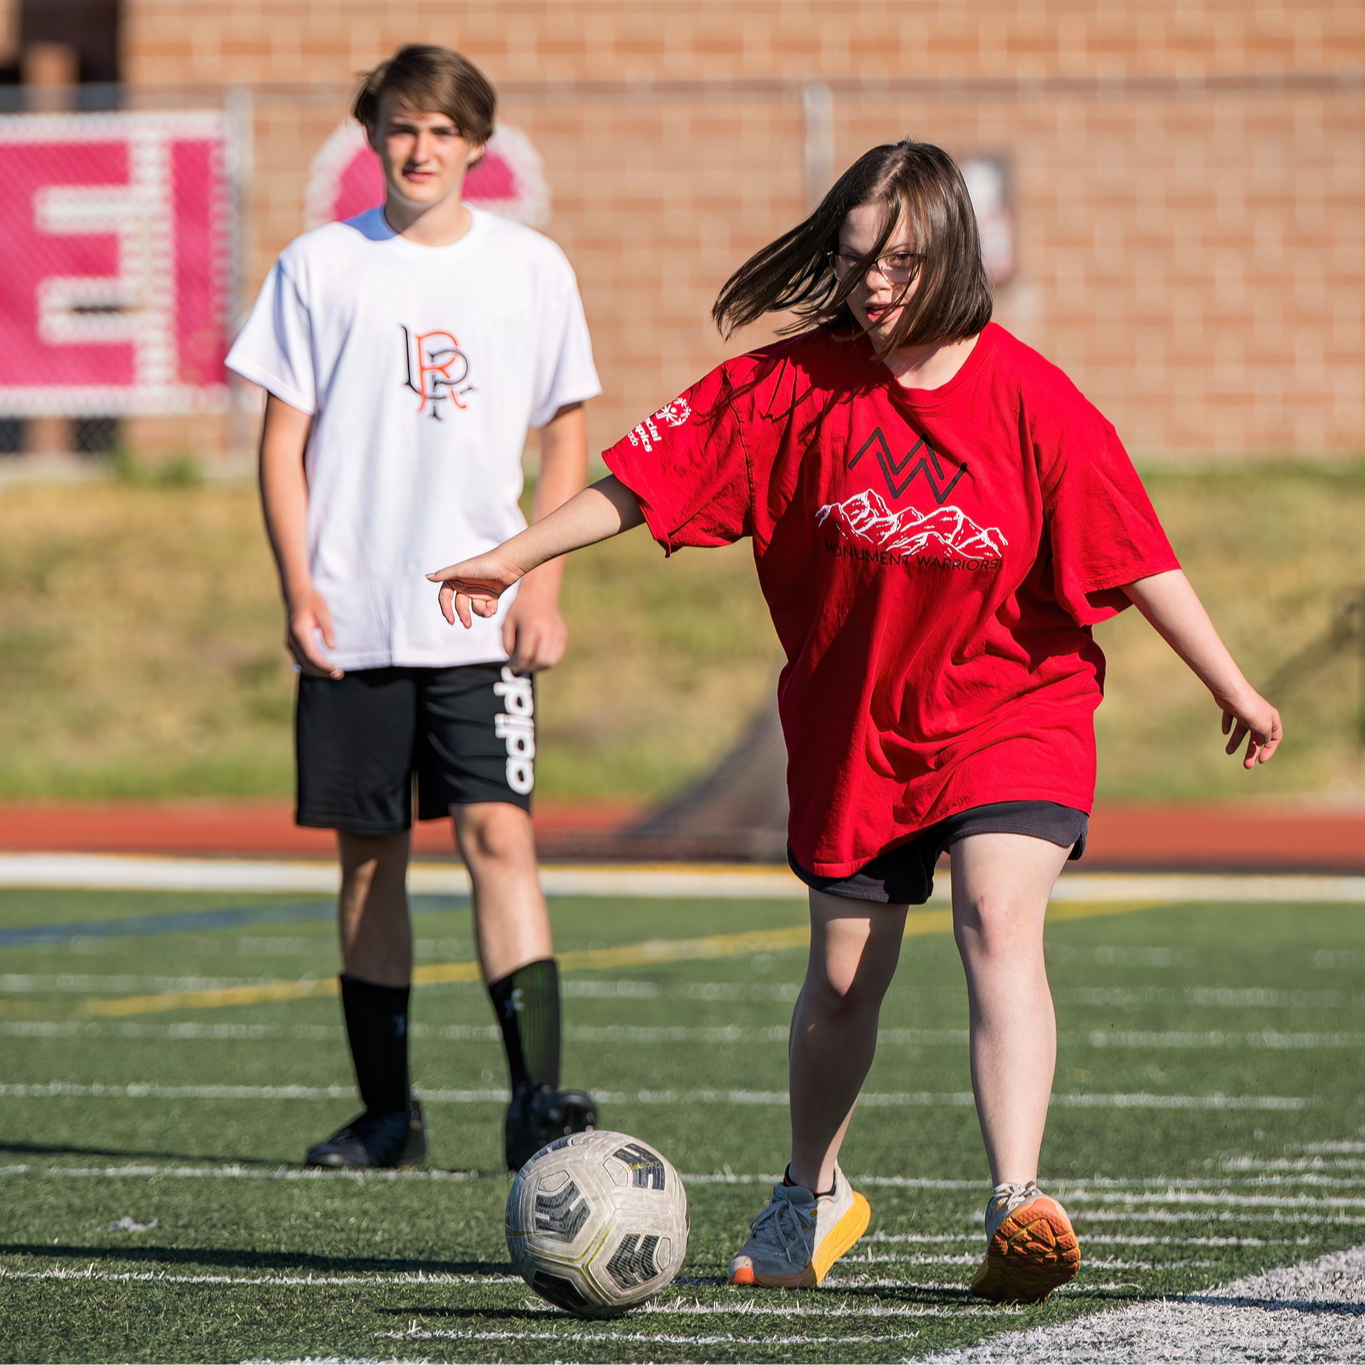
[950,833,1071,1186]
[450,802,552,981]
[787,888,908,1192]
[337,830,413,985]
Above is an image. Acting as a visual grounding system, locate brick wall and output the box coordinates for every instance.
[116,1,1364,459]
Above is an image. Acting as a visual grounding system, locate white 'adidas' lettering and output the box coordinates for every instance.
[493,667,535,794]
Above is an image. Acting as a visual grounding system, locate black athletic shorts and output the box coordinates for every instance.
[787,801,1089,906]
[296,662,536,836]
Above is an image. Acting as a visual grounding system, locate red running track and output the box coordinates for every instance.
[0,799,1360,873]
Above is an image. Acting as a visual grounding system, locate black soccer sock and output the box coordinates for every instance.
[339,973,412,1115]
[783,1165,836,1199]
[488,957,561,1094]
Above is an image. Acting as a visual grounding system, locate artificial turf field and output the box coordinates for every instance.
[2,863,1364,1363]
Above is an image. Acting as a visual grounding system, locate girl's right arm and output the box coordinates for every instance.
[428,474,646,628]
[1121,568,1282,768]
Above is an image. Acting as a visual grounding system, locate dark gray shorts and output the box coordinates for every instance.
[296,663,535,836]
[788,801,1089,905]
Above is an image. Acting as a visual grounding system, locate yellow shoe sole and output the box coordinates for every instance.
[969,1195,1081,1304]
[729,1190,872,1289]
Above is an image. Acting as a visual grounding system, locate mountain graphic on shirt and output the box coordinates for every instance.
[816,489,1008,559]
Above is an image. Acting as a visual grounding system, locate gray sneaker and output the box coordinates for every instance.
[969,1179,1081,1303]
[728,1166,871,1288]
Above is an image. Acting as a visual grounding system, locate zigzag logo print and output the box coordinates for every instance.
[606,1233,663,1288]
[533,1181,591,1240]
[848,428,968,504]
[613,1141,667,1189]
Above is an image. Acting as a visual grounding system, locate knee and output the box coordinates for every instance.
[953,891,1043,968]
[801,959,889,1020]
[339,832,408,896]
[454,803,535,871]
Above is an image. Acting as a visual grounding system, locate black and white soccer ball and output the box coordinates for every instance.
[505,1129,689,1317]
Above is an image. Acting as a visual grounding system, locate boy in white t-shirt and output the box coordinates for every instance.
[226,44,601,1172]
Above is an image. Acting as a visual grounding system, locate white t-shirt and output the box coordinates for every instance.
[226,205,601,669]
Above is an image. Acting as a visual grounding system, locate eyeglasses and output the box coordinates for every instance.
[828,249,924,285]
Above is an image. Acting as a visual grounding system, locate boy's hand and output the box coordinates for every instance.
[503,597,568,672]
[286,588,343,678]
[428,552,524,628]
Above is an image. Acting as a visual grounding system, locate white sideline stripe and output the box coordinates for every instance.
[1062,985,1365,1008]
[11,975,1364,1012]
[0,1080,1314,1111]
[1073,1208,1365,1225]
[848,1252,1221,1269]
[0,1162,485,1183]
[377,1330,913,1346]
[8,1157,1365,1212]
[916,1244,1365,1365]
[1066,1190,1365,1210]
[237,1354,425,1365]
[0,1267,514,1287]
[0,855,812,899]
[1090,1029,1365,1049]
[864,1232,1310,1248]
[3,852,1365,904]
[242,1354,434,1365]
[1223,1156,1365,1173]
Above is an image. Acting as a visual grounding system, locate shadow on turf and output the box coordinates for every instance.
[0,1137,493,1176]
[0,1138,284,1165]
[3,1242,507,1276]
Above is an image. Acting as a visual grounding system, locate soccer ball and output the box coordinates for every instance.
[505,1129,689,1317]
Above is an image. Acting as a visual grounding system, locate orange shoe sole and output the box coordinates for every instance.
[729,1191,872,1288]
[969,1195,1081,1304]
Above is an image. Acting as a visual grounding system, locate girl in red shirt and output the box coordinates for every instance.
[429,139,1281,1303]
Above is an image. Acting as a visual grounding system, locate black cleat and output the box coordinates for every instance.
[504,1084,597,1171]
[304,1099,426,1169]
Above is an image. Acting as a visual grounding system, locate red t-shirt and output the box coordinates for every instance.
[601,322,1179,876]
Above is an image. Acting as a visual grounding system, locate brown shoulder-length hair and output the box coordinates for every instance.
[712,139,992,355]
[351,44,496,146]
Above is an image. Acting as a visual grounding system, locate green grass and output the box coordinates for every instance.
[2,874,1364,1361]
[1,461,1364,805]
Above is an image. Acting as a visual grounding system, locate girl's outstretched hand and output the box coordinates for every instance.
[1218,690,1283,768]
[427,552,524,628]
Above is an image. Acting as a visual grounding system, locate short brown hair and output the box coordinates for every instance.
[352,44,496,145]
[712,139,992,353]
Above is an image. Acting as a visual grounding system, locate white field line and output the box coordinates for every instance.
[0,1267,516,1287]
[0,1080,1316,1111]
[0,1265,1226,1301]
[7,1161,1365,1208]
[916,1244,1365,1365]
[1073,1208,1365,1225]
[44,936,1365,974]
[1063,1189,1365,1210]
[4,852,1365,905]
[9,975,1363,1014]
[0,1271,957,1320]
[376,1331,914,1347]
[845,1251,1222,1270]
[9,1018,1365,1053]
[862,1232,1313,1248]
[1221,1156,1365,1173]
[240,1354,431,1365]
[1061,985,1364,1008]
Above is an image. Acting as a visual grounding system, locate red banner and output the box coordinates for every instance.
[0,111,233,415]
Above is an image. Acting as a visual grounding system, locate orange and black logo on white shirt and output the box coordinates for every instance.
[401,326,475,418]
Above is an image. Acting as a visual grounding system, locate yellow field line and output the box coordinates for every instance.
[81,901,1161,1018]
